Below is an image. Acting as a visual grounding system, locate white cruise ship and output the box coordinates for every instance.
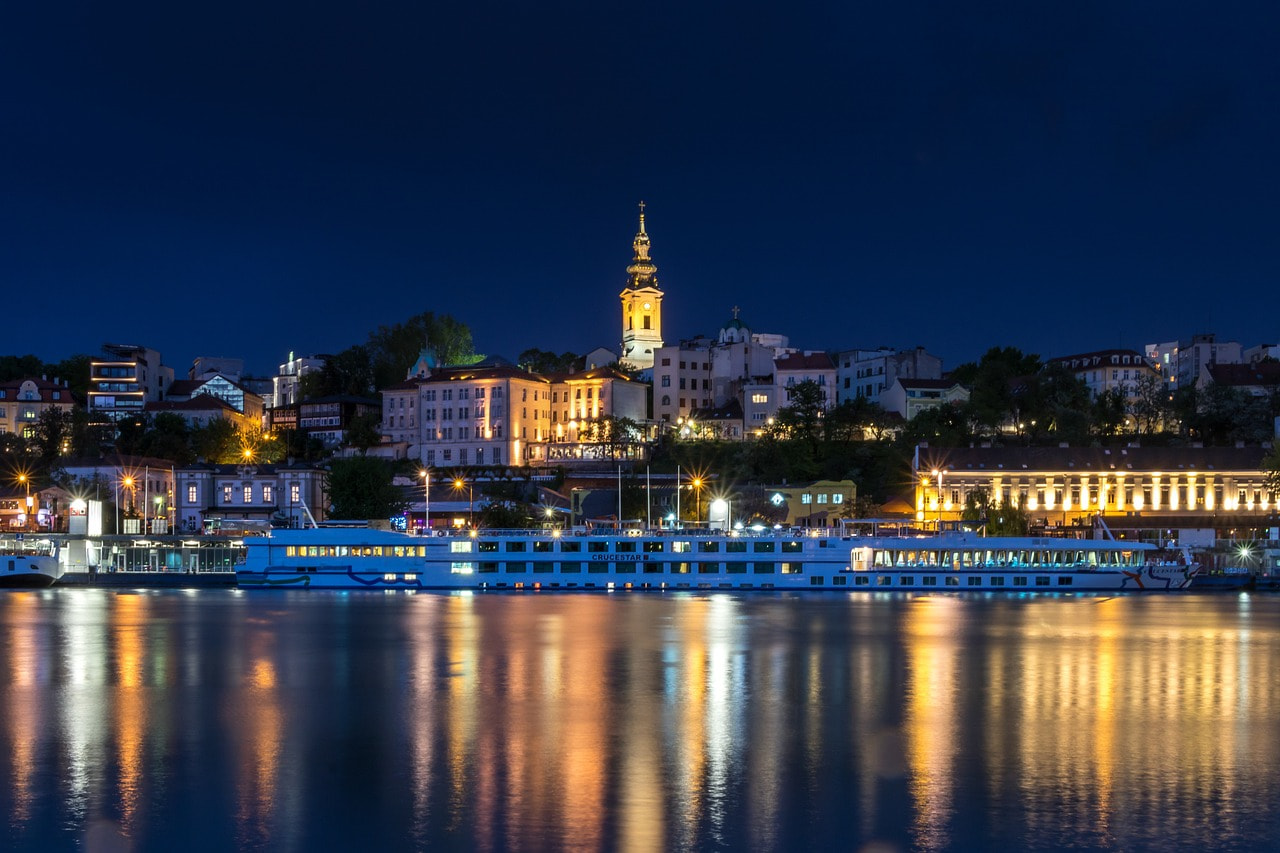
[235,526,1199,593]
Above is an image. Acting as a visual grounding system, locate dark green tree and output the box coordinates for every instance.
[366,311,483,388]
[137,413,194,465]
[344,412,383,452]
[31,408,72,465]
[192,419,241,464]
[326,457,408,520]
[517,349,580,375]
[773,380,826,454]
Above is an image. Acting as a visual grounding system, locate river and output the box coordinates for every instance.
[2,589,1279,852]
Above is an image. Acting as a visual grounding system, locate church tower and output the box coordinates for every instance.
[619,201,664,370]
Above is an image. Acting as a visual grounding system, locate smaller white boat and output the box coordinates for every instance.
[0,537,63,588]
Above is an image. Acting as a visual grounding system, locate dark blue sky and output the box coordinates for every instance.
[3,2,1277,377]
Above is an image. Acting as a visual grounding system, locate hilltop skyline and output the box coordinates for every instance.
[3,2,1277,375]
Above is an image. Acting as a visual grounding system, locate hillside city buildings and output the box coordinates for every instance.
[3,205,1278,540]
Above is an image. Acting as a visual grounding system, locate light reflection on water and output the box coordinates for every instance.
[2,590,1280,852]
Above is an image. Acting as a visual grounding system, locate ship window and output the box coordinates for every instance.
[900,576,914,585]
[782,541,802,553]
[753,542,775,553]
[726,541,746,553]
[726,563,747,574]
[781,562,802,574]
[505,542,526,552]
[559,562,581,573]
[877,576,891,586]
[533,541,553,552]
[990,576,1005,586]
[1036,576,1050,586]
[479,562,498,573]
[559,541,581,552]
[505,562,527,573]
[479,542,498,552]
[672,562,691,574]
[698,541,720,553]
[1057,576,1073,586]
[699,562,720,574]
[945,576,959,586]
[383,573,397,581]
[967,577,982,586]
[616,542,636,553]
[922,576,937,586]
[589,541,609,552]
[644,541,664,553]
[855,576,869,585]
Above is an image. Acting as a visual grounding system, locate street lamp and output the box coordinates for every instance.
[420,468,430,535]
[932,468,943,531]
[691,476,703,524]
[18,473,32,531]
[454,476,474,528]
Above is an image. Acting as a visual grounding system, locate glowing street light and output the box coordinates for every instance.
[420,468,431,535]
[454,476,474,528]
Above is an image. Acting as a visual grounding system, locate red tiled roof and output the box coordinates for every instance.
[1206,362,1280,387]
[774,352,834,371]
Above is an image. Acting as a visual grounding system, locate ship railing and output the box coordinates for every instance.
[429,526,853,539]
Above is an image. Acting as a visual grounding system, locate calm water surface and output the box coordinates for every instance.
[2,589,1280,852]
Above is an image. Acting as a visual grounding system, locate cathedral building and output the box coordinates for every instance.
[619,202,664,370]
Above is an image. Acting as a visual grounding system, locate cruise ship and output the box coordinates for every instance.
[1,536,64,588]
[235,525,1199,592]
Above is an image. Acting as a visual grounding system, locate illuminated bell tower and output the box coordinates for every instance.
[619,201,664,370]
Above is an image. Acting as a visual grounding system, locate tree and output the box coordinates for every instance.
[517,348,579,375]
[773,380,825,453]
[952,346,1041,435]
[1131,373,1172,436]
[138,412,194,465]
[960,488,1029,535]
[1264,445,1280,500]
[31,408,72,464]
[326,457,407,520]
[1090,388,1128,440]
[344,412,383,452]
[192,419,241,464]
[366,311,483,388]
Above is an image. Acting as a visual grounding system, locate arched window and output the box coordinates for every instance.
[661,395,671,406]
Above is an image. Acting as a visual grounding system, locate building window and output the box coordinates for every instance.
[187,484,197,504]
[222,485,232,504]
[263,485,274,503]
[243,485,252,503]
[290,484,300,503]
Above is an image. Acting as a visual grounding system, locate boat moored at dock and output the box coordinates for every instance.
[1,537,64,588]
[235,526,1199,592]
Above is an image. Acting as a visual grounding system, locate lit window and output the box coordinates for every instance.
[801,494,812,504]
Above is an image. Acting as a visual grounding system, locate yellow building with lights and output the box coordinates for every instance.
[913,443,1277,538]
[619,202,664,370]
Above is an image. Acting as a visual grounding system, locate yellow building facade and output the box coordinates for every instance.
[913,444,1276,536]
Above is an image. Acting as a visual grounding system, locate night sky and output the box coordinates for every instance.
[4,2,1278,377]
